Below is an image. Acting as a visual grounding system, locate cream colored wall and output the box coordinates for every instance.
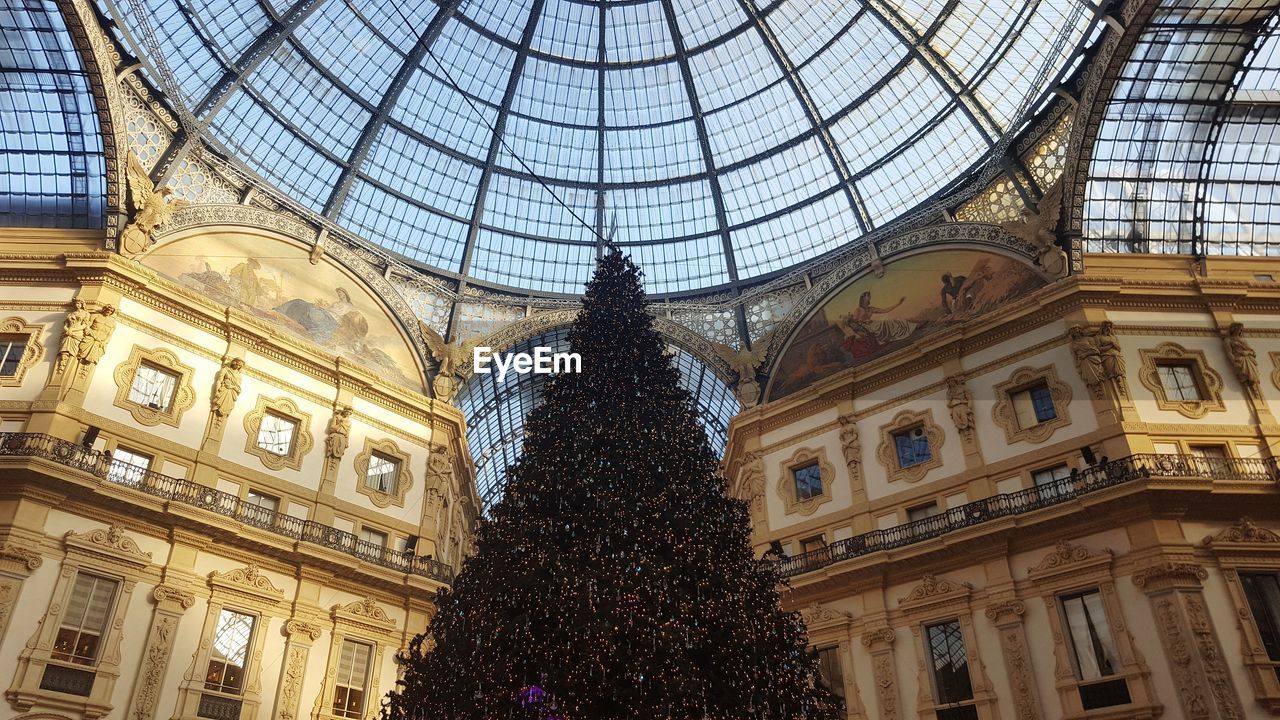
[0,285,76,405]
[762,427,849,532]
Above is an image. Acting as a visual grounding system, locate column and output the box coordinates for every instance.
[127,584,196,720]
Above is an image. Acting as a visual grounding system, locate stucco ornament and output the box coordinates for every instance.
[1222,322,1260,397]
[710,330,773,407]
[999,178,1067,278]
[56,299,92,373]
[121,151,189,257]
[210,357,244,423]
[420,321,482,402]
[324,405,352,463]
[76,304,117,370]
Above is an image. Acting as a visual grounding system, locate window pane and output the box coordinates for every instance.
[1157,364,1201,401]
[895,428,931,468]
[333,640,372,718]
[1242,573,1280,662]
[1061,590,1119,680]
[816,646,844,700]
[126,364,178,410]
[206,609,255,694]
[107,449,151,486]
[367,453,399,493]
[907,503,939,521]
[246,490,280,512]
[926,620,974,705]
[1030,384,1057,422]
[257,412,297,455]
[53,573,118,665]
[792,462,822,500]
[0,339,26,376]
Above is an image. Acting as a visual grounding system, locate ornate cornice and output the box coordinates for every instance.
[331,595,397,636]
[151,583,195,610]
[798,603,853,628]
[64,524,153,567]
[284,619,323,641]
[0,542,42,571]
[984,599,1026,624]
[1027,540,1112,578]
[1132,562,1208,591]
[208,564,285,603]
[898,573,972,605]
[1203,517,1280,546]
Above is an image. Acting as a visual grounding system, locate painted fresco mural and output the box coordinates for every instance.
[768,249,1046,399]
[145,232,423,389]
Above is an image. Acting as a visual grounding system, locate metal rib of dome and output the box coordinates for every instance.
[99,0,1097,295]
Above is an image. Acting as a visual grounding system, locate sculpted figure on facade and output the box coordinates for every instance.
[999,179,1068,278]
[76,304,117,369]
[426,445,454,502]
[1095,321,1127,398]
[838,414,861,473]
[121,152,189,257]
[325,405,352,462]
[945,376,975,439]
[1222,322,1260,397]
[210,357,244,423]
[420,322,481,402]
[56,298,92,373]
[711,331,773,408]
[1069,323,1127,400]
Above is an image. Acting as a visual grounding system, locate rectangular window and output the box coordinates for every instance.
[51,572,119,665]
[107,448,151,486]
[907,502,940,522]
[926,620,975,713]
[894,426,931,468]
[205,609,255,695]
[243,490,280,526]
[1033,464,1072,501]
[1157,362,1202,401]
[800,535,826,555]
[359,527,387,549]
[1061,590,1119,680]
[1012,382,1056,427]
[815,645,845,703]
[0,337,26,376]
[792,462,822,501]
[256,411,297,456]
[1241,572,1280,663]
[126,362,178,410]
[332,639,373,718]
[366,452,399,494]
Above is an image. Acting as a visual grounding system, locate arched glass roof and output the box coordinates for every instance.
[457,327,739,509]
[1,0,105,228]
[98,0,1096,296]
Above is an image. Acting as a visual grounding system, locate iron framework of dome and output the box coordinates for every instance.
[96,0,1096,297]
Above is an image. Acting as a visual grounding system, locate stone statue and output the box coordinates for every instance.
[838,414,861,472]
[1095,321,1127,398]
[946,376,975,437]
[1000,179,1068,279]
[210,357,244,422]
[1222,322,1260,396]
[325,405,352,461]
[56,299,92,373]
[1069,324,1106,399]
[76,305,117,368]
[710,331,774,408]
[419,322,481,402]
[120,152,188,257]
[426,445,453,499]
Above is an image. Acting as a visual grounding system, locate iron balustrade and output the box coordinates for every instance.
[775,453,1278,578]
[0,433,454,583]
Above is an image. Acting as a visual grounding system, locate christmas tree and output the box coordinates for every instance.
[384,248,838,720]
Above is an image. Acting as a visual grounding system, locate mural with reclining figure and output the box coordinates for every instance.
[769,248,1046,399]
[144,230,424,390]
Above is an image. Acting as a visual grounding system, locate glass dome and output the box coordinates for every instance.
[100,0,1096,295]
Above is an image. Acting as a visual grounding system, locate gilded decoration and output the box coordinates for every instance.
[242,395,313,471]
[355,437,413,509]
[990,365,1073,444]
[775,446,835,517]
[1137,342,1225,419]
[769,247,1046,400]
[0,317,44,387]
[120,151,189,257]
[111,345,196,427]
[875,409,945,484]
[64,524,153,568]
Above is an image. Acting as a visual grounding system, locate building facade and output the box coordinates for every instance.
[725,252,1280,719]
[0,226,477,720]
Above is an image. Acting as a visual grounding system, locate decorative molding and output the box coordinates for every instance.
[64,524,153,568]
[775,446,835,517]
[111,345,197,427]
[984,599,1026,624]
[1203,517,1280,546]
[277,644,308,720]
[1155,597,1214,719]
[860,626,896,649]
[354,437,413,509]
[798,603,853,628]
[0,317,44,387]
[990,364,1072,444]
[1132,562,1209,592]
[129,611,179,720]
[1027,539,1112,579]
[871,651,899,720]
[999,624,1042,720]
[898,573,972,605]
[284,619,323,642]
[331,595,397,637]
[208,564,285,603]
[1137,343,1226,419]
[0,542,43,571]
[151,584,195,609]
[242,395,313,472]
[874,408,945,484]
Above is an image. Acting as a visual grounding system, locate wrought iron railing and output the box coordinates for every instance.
[0,433,454,583]
[776,453,1277,578]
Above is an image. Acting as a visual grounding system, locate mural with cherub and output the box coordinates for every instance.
[768,248,1046,399]
[145,231,423,390]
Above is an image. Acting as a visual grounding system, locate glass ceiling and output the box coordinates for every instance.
[98,0,1095,296]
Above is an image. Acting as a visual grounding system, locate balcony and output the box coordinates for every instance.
[775,453,1277,578]
[0,432,453,583]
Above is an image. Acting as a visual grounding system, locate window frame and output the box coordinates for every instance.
[1203,519,1280,711]
[126,361,180,411]
[111,345,196,427]
[331,638,374,719]
[991,365,1073,444]
[106,446,152,487]
[256,410,299,457]
[792,461,823,502]
[876,409,945,483]
[51,571,121,667]
[356,438,413,509]
[775,446,835,516]
[203,607,258,696]
[1138,343,1226,419]
[243,396,314,471]
[0,317,44,387]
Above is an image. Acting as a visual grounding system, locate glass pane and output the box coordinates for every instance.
[257,412,297,455]
[127,364,178,409]
[1062,590,1118,680]
[107,449,151,486]
[206,609,254,693]
[1158,364,1201,401]
[792,462,822,500]
[1030,384,1057,422]
[816,646,844,700]
[926,620,974,704]
[1242,573,1280,661]
[367,453,398,493]
[0,339,25,376]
